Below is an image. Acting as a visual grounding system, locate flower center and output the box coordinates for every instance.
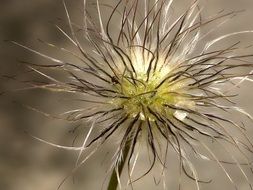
[111,69,192,121]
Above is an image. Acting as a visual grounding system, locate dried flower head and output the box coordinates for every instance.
[13,0,253,189]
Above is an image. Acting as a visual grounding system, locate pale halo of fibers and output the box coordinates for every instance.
[11,0,253,189]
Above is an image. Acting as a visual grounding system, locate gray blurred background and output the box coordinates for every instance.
[1,0,253,190]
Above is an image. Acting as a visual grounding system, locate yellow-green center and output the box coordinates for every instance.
[111,71,191,121]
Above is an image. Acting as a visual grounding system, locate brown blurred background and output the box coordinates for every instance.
[1,0,253,190]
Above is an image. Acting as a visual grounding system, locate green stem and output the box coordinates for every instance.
[107,143,130,190]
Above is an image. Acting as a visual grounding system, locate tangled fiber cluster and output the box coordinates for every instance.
[14,0,253,189]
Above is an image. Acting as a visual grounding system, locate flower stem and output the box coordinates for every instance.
[107,142,131,190]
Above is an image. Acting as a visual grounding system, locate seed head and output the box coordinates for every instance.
[14,0,253,189]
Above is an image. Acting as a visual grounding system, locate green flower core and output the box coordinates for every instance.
[111,69,193,121]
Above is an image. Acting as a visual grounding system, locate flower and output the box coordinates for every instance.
[14,0,253,189]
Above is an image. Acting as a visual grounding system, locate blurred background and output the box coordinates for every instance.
[1,0,253,190]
